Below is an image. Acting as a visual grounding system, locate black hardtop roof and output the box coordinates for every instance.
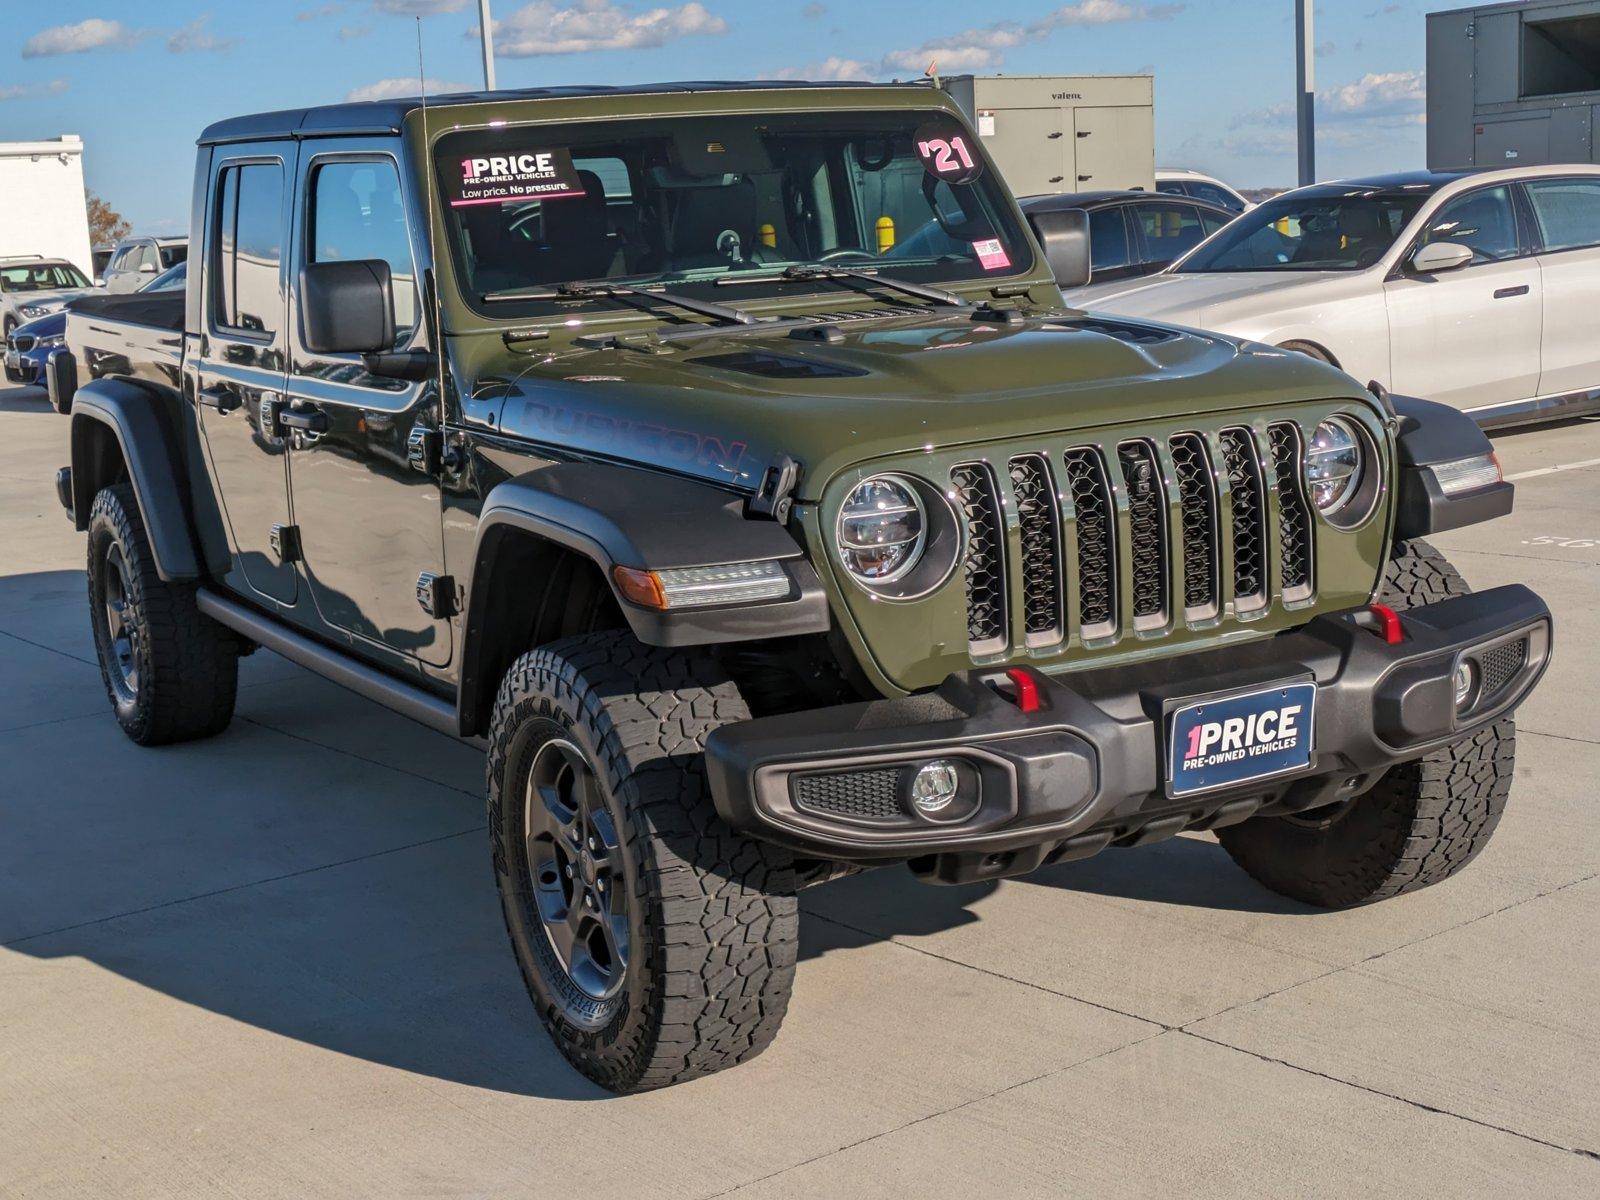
[198,79,913,145]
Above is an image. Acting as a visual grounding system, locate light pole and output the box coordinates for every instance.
[1296,0,1315,186]
[479,0,497,91]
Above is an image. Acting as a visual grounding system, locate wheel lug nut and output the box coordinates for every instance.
[587,837,597,851]
[565,865,574,878]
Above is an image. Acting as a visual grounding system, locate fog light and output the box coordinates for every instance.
[1453,660,1477,711]
[910,761,960,815]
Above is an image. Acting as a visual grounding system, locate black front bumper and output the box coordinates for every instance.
[705,586,1551,884]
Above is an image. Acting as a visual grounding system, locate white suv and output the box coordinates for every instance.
[1069,165,1600,426]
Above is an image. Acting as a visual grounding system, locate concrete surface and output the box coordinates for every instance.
[1,376,1596,1198]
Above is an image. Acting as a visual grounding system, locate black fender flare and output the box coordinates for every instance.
[68,377,202,581]
[457,462,831,736]
[1387,391,1514,539]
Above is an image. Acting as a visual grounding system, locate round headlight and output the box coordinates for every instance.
[1305,418,1365,514]
[837,474,926,584]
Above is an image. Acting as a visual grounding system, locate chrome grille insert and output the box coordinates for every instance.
[1220,428,1268,612]
[1268,423,1314,600]
[1169,433,1219,618]
[1009,455,1064,646]
[1118,441,1168,629]
[1062,448,1117,639]
[951,463,1007,654]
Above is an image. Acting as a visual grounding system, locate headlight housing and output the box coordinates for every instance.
[36,333,65,349]
[1305,417,1366,516]
[837,475,926,583]
[19,304,52,319]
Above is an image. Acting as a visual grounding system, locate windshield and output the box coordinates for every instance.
[1177,189,1428,273]
[0,261,91,292]
[141,262,187,292]
[435,109,1032,315]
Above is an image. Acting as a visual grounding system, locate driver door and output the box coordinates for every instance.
[1384,185,1542,411]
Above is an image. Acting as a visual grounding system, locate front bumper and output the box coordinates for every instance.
[4,348,42,385]
[705,586,1551,884]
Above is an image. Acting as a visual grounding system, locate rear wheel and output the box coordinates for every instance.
[1217,540,1515,906]
[487,631,798,1092]
[87,483,239,745]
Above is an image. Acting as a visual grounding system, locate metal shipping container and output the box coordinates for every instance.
[941,75,1155,197]
[1428,0,1600,169]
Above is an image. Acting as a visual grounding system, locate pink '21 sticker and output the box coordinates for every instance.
[973,239,1010,271]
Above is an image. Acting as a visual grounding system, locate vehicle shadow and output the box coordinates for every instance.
[0,567,1294,1106]
[0,386,51,413]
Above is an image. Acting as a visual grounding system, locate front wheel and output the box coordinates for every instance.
[486,632,798,1092]
[1217,540,1515,906]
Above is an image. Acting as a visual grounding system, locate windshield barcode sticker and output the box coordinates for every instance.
[973,239,1010,271]
[447,148,587,207]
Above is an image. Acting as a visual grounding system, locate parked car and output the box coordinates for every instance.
[100,236,187,294]
[22,261,185,410]
[56,82,1548,1094]
[0,256,95,341]
[91,244,115,283]
[1156,168,1251,213]
[1060,166,1600,426]
[1019,190,1236,298]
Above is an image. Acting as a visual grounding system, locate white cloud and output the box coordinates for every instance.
[0,79,69,101]
[346,75,475,101]
[770,56,876,81]
[372,0,469,13]
[298,3,344,19]
[878,2,1183,76]
[339,24,374,40]
[21,18,144,58]
[1322,70,1424,118]
[488,0,727,57]
[800,2,826,17]
[168,16,237,54]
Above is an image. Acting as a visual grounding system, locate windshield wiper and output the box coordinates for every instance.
[482,280,760,326]
[716,264,966,308]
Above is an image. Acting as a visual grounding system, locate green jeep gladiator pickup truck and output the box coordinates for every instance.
[52,80,1551,1093]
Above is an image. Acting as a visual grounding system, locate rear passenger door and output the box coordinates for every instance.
[281,142,451,668]
[1522,176,1600,399]
[193,144,298,606]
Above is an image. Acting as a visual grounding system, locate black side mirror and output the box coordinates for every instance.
[1026,208,1092,290]
[300,260,394,355]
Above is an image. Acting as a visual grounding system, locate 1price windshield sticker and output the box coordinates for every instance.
[447,148,586,207]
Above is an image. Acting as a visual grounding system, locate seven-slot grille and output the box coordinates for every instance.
[952,421,1320,655]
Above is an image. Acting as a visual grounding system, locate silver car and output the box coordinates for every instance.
[1067,164,1600,426]
[101,236,188,294]
[1,257,95,343]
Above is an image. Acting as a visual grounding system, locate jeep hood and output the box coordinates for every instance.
[484,309,1369,501]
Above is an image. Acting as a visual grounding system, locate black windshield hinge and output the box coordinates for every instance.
[747,454,802,524]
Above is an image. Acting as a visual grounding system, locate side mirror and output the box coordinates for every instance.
[1409,241,1474,275]
[138,261,157,274]
[1025,208,1092,289]
[300,260,394,355]
[93,278,104,288]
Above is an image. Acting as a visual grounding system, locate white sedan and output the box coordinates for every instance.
[1063,165,1600,426]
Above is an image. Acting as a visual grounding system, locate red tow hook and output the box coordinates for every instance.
[1004,667,1044,714]
[1367,602,1405,645]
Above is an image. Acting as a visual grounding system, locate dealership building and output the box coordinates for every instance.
[1429,0,1600,168]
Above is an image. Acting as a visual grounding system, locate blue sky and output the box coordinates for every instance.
[0,0,1439,234]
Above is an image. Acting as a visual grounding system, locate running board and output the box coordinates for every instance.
[197,589,469,742]
[1468,387,1600,430]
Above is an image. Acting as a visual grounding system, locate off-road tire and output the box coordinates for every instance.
[86,483,239,744]
[486,631,799,1092]
[1217,539,1515,907]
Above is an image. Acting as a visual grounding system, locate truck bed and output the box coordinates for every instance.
[65,292,184,391]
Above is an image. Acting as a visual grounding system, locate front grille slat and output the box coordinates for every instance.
[1062,448,1117,638]
[1220,428,1269,611]
[1009,455,1064,645]
[1118,441,1169,627]
[951,463,1007,653]
[1169,434,1219,616]
[1268,423,1314,599]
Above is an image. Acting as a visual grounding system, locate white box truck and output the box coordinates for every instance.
[1,135,94,275]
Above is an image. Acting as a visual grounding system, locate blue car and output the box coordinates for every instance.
[3,309,65,389]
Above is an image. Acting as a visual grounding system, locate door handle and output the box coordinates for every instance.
[198,385,241,414]
[279,406,329,434]
[1494,285,1530,299]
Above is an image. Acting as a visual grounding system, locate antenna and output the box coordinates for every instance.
[415,17,450,426]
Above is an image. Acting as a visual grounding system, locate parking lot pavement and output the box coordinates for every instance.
[1,377,1596,1198]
